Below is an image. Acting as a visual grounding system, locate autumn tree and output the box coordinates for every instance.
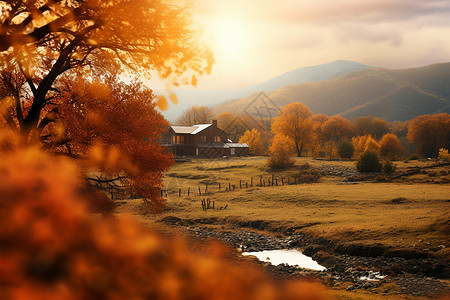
[0,1,213,207]
[271,102,314,157]
[267,134,296,169]
[407,113,450,158]
[353,135,380,157]
[176,105,215,126]
[239,128,265,155]
[317,115,354,158]
[216,112,247,142]
[320,115,354,143]
[308,114,329,157]
[354,116,389,139]
[379,133,404,160]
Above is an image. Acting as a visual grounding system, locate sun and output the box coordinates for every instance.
[216,18,245,55]
[204,16,248,59]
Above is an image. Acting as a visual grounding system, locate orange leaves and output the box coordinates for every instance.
[85,82,111,99]
[0,135,330,299]
[320,115,354,143]
[169,92,178,104]
[157,95,169,111]
[379,133,404,160]
[85,142,137,175]
[407,113,450,157]
[268,134,295,169]
[352,135,380,158]
[239,128,265,155]
[272,102,314,157]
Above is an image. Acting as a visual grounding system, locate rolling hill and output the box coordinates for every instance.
[160,60,370,121]
[213,62,450,122]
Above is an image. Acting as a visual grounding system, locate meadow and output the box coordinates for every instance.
[117,156,449,254]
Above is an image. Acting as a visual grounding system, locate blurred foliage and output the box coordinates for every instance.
[0,129,329,299]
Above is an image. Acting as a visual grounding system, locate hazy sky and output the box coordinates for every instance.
[151,0,450,90]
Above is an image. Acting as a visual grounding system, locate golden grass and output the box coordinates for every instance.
[117,156,450,250]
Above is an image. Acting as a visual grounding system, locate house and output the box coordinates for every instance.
[161,120,249,158]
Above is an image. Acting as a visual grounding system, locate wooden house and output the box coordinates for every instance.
[161,120,249,158]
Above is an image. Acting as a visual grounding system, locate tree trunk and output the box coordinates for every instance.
[296,142,301,157]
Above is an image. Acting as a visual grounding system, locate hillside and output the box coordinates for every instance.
[160,60,370,121]
[214,62,450,122]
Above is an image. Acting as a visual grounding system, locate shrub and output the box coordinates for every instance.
[379,133,404,160]
[438,148,450,161]
[382,161,396,174]
[356,150,382,173]
[267,134,295,170]
[337,139,354,159]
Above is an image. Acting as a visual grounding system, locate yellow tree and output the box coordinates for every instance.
[239,128,265,155]
[353,135,380,157]
[379,133,404,160]
[271,102,314,157]
[308,114,329,157]
[217,112,247,142]
[268,134,296,169]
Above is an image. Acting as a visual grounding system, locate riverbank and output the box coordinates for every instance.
[160,221,449,299]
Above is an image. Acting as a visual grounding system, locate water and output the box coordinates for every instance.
[242,249,326,271]
[359,271,385,281]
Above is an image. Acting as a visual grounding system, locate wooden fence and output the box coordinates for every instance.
[162,174,306,198]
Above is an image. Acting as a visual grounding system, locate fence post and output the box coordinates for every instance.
[276,177,278,186]
[239,180,242,189]
[260,175,263,186]
[179,188,181,197]
[201,199,206,211]
[251,177,253,187]
[219,183,221,191]
[229,182,231,191]
[188,187,190,196]
[198,187,201,195]
[272,174,275,186]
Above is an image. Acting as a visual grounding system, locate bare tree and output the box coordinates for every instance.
[176,106,215,125]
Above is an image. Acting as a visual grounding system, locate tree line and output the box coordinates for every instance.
[176,104,450,163]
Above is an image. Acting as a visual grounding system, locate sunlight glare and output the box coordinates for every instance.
[208,17,248,59]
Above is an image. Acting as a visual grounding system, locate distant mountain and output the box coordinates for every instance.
[213,62,450,122]
[160,60,370,121]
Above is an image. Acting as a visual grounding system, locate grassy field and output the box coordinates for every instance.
[114,156,449,299]
[117,156,450,253]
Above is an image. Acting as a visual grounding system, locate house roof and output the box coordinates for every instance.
[196,142,249,149]
[224,143,249,148]
[171,126,196,134]
[171,124,211,135]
